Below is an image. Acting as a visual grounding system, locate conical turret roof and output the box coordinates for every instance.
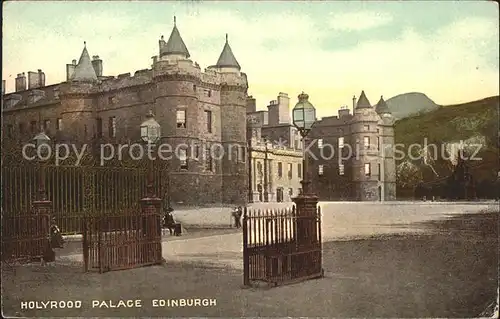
[375,96,391,114]
[160,17,190,58]
[356,90,372,109]
[70,42,98,82]
[215,34,241,70]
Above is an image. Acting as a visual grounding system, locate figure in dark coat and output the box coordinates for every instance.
[233,206,243,229]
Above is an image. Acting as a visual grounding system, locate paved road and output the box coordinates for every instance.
[162,201,498,267]
[59,201,498,268]
[3,209,498,318]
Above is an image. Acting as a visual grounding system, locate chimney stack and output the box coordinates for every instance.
[91,55,103,77]
[28,71,43,89]
[352,95,357,109]
[338,105,350,118]
[246,96,256,113]
[38,69,46,87]
[15,73,27,92]
[66,59,77,80]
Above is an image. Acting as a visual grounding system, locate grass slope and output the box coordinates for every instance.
[395,95,499,184]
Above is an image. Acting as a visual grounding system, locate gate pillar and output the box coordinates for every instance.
[32,199,52,261]
[140,197,163,264]
[292,194,319,245]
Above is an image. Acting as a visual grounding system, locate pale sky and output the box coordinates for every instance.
[3,1,499,117]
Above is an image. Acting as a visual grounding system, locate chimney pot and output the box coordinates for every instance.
[38,69,42,72]
[72,59,77,65]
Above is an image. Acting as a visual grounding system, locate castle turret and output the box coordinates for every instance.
[59,42,98,141]
[217,34,248,204]
[349,90,381,201]
[69,42,98,82]
[375,96,396,200]
[153,18,205,204]
[159,16,190,61]
[214,34,241,72]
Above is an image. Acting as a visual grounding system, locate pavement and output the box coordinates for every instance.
[2,201,498,317]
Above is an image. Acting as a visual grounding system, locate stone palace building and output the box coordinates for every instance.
[2,18,248,205]
[246,91,397,201]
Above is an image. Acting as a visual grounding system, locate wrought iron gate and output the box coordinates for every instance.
[83,210,162,272]
[242,206,323,287]
[81,166,166,273]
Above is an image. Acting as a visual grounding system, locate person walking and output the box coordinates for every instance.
[233,206,243,229]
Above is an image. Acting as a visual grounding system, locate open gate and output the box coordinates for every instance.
[81,165,166,273]
[83,209,162,272]
[242,205,322,287]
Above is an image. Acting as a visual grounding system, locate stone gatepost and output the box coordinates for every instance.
[292,194,319,245]
[32,199,52,261]
[140,196,163,263]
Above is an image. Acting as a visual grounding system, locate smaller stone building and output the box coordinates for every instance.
[246,90,397,201]
[246,94,303,202]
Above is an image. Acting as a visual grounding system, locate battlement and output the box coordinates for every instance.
[97,69,153,92]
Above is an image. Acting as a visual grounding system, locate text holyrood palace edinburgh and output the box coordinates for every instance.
[2,18,397,204]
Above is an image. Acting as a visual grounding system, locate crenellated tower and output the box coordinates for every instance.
[211,34,248,204]
[349,90,381,200]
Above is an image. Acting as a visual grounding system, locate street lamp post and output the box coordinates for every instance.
[140,110,161,198]
[292,92,316,195]
[33,130,51,201]
[139,110,163,263]
[33,129,52,261]
[292,92,319,248]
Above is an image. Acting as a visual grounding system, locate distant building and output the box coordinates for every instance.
[247,91,397,201]
[1,18,248,205]
[247,116,302,202]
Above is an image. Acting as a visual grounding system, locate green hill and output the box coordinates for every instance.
[386,92,439,119]
[394,95,499,197]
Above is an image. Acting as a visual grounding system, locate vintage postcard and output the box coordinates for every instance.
[1,0,499,318]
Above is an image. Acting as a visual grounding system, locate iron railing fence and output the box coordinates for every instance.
[242,206,323,287]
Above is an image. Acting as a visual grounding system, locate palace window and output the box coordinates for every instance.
[318,165,324,175]
[193,145,200,160]
[364,136,370,149]
[96,118,103,137]
[377,137,380,150]
[378,163,381,181]
[108,96,115,104]
[364,163,371,176]
[278,162,283,178]
[56,118,62,131]
[205,110,212,133]
[19,123,25,135]
[43,120,51,132]
[205,145,213,171]
[176,109,186,128]
[298,163,302,178]
[317,138,323,148]
[30,121,37,134]
[364,125,369,131]
[288,163,292,179]
[179,149,188,170]
[108,116,116,138]
[339,163,345,176]
[7,125,13,138]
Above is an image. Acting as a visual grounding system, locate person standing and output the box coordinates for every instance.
[233,206,243,229]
